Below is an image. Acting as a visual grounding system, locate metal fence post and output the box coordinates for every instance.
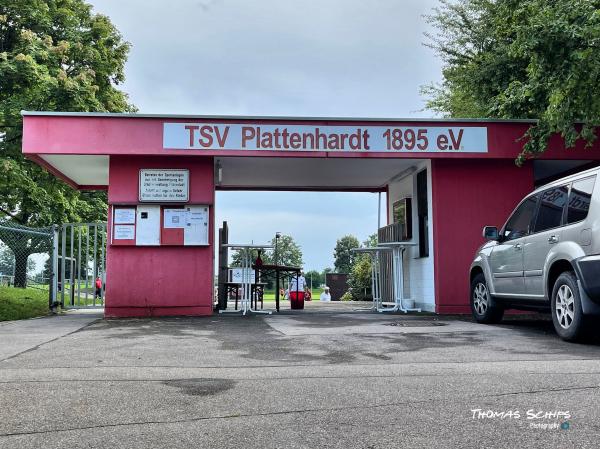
[60,224,66,308]
[100,224,106,304]
[69,224,75,306]
[92,224,98,307]
[50,225,59,311]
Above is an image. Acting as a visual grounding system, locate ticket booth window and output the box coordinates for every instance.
[417,169,429,257]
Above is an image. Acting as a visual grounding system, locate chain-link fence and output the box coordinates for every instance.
[0,221,54,292]
[0,221,107,310]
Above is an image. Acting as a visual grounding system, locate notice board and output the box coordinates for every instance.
[111,204,209,246]
[160,205,210,246]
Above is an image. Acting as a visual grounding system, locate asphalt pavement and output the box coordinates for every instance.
[1,301,599,448]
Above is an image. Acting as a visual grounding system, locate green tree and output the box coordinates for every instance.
[346,233,377,300]
[348,256,372,301]
[231,248,261,267]
[321,267,332,286]
[333,235,359,273]
[363,233,378,248]
[304,270,323,289]
[0,0,134,286]
[0,246,13,276]
[269,234,303,268]
[423,0,600,164]
[0,245,35,277]
[230,237,305,268]
[230,236,303,289]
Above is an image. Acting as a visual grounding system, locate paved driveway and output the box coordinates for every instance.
[1,302,599,448]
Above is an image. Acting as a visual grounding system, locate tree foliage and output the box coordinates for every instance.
[348,256,372,300]
[333,235,360,274]
[269,234,303,268]
[304,269,323,288]
[230,234,303,269]
[230,248,260,268]
[347,233,377,300]
[0,245,36,277]
[423,0,600,164]
[0,221,52,286]
[0,0,133,286]
[0,0,133,226]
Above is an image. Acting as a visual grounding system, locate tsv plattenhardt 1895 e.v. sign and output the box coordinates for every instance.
[163,123,488,153]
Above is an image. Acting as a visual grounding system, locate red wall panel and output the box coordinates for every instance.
[104,155,215,317]
[431,159,534,313]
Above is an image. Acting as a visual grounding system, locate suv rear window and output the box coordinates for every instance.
[567,176,596,223]
[533,185,568,233]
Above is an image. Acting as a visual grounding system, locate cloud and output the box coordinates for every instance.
[89,0,442,116]
[86,0,441,270]
[215,191,384,270]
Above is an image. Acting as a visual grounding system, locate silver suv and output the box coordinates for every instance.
[470,167,600,341]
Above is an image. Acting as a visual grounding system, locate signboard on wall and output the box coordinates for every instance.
[111,204,209,246]
[114,208,136,224]
[164,208,187,228]
[114,224,135,240]
[163,123,488,153]
[139,169,189,202]
[229,268,256,284]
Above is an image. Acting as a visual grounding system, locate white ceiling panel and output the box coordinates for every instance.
[36,154,421,190]
[216,157,421,190]
[40,155,109,186]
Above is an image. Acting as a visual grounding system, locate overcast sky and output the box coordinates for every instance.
[88,0,443,271]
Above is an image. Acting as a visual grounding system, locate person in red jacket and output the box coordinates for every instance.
[94,276,103,299]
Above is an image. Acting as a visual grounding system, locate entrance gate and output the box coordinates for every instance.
[53,223,107,309]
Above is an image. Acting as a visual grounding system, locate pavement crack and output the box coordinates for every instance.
[0,399,436,438]
[486,384,600,397]
[1,384,599,438]
[2,358,600,371]
[0,319,100,364]
[2,372,600,384]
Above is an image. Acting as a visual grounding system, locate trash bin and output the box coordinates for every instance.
[289,291,305,310]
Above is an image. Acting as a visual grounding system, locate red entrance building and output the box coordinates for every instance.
[21,112,600,316]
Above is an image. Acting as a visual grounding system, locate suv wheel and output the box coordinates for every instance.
[551,271,587,342]
[470,273,504,324]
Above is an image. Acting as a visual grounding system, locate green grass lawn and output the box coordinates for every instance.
[0,286,50,321]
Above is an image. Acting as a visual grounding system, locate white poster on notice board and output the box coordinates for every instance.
[114,208,136,224]
[113,225,135,240]
[183,205,209,245]
[135,205,160,245]
[164,209,187,228]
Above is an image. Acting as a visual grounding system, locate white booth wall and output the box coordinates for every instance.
[386,160,435,312]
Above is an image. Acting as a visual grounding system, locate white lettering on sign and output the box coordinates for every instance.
[163,123,488,153]
[139,169,189,202]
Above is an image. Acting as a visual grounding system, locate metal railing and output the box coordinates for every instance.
[55,223,107,309]
[377,223,412,305]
